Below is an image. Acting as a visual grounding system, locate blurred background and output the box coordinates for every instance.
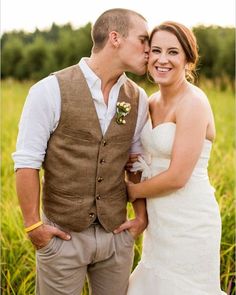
[1,0,235,294]
[1,0,235,85]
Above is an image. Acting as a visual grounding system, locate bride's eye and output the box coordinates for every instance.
[151,48,161,54]
[169,50,178,55]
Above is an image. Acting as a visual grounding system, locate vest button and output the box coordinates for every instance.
[96,195,101,200]
[100,159,105,164]
[103,140,107,146]
[89,213,95,218]
[97,177,103,182]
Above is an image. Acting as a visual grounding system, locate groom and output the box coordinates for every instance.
[13,8,149,295]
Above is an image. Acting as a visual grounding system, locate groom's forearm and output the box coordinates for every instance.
[127,171,148,223]
[132,196,147,219]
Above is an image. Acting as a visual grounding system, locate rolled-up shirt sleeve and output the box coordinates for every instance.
[129,87,149,155]
[12,76,60,170]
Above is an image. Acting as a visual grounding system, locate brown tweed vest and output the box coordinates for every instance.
[42,64,139,232]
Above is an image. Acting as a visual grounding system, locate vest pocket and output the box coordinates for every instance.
[44,184,84,204]
[60,128,96,142]
[110,134,132,144]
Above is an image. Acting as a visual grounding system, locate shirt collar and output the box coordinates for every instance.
[78,57,128,91]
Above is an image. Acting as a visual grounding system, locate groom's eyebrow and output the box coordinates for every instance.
[141,34,149,40]
[139,35,149,42]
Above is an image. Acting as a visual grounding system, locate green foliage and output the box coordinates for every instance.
[53,23,93,70]
[1,80,235,294]
[1,22,93,81]
[193,26,235,84]
[1,23,234,84]
[1,37,24,79]
[23,37,56,80]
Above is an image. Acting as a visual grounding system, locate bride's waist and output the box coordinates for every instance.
[150,158,170,168]
[150,158,209,180]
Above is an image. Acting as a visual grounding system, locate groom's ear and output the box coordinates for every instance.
[109,31,121,48]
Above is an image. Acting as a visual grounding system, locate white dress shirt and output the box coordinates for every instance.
[12,58,148,170]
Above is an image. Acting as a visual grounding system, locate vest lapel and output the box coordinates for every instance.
[74,66,103,137]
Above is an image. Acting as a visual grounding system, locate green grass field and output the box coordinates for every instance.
[1,79,235,294]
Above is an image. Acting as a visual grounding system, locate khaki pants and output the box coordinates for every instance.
[36,216,134,295]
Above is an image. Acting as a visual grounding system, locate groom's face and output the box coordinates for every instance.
[118,15,149,76]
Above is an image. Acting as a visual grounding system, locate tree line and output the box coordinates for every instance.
[1,22,235,88]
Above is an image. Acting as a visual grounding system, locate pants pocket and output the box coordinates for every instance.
[120,230,135,247]
[37,236,64,259]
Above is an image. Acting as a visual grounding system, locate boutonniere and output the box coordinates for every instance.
[116,101,131,125]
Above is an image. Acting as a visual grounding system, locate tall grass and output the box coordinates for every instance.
[1,79,235,294]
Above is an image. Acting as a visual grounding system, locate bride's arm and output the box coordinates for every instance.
[128,94,211,201]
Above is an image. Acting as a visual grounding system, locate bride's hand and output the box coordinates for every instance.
[125,153,140,172]
[126,180,137,203]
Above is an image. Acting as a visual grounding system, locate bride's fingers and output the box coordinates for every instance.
[126,159,137,170]
[129,153,140,162]
[126,162,133,168]
[129,156,139,163]
[126,154,141,171]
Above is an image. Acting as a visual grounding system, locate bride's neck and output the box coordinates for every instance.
[159,80,189,103]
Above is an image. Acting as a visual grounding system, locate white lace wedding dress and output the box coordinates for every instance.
[127,119,226,295]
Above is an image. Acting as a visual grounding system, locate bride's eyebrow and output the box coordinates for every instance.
[168,47,179,50]
[151,46,179,50]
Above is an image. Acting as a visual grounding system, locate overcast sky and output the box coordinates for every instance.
[1,0,235,34]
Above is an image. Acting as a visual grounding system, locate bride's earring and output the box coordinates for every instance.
[184,63,193,82]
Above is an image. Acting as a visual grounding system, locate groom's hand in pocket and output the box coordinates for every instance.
[113,215,148,239]
[28,224,71,250]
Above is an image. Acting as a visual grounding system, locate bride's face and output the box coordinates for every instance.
[148,30,187,85]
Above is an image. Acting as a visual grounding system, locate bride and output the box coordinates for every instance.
[126,21,226,295]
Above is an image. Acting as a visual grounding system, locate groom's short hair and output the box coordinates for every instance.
[91,8,146,52]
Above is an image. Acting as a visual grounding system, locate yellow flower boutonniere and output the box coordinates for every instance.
[116,101,131,125]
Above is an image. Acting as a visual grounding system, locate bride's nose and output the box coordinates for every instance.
[157,53,168,64]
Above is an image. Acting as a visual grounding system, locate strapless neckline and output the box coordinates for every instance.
[148,119,212,144]
[150,121,176,131]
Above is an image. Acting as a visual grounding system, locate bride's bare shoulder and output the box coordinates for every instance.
[149,92,161,107]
